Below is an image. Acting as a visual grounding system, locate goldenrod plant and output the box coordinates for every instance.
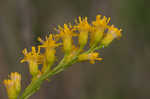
[3,14,122,99]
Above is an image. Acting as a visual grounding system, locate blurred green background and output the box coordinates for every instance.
[0,0,149,99]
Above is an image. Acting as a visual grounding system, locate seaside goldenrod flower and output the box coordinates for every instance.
[75,16,90,48]
[20,14,122,76]
[17,14,122,99]
[90,15,110,46]
[21,47,43,76]
[57,24,76,54]
[20,14,122,78]
[78,52,102,64]
[0,13,123,99]
[38,34,60,72]
[3,72,21,99]
[101,25,122,47]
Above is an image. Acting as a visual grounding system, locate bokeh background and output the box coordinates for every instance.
[0,0,149,99]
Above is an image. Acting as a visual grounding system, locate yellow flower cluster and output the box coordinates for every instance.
[20,14,122,78]
[3,14,122,99]
[3,72,21,99]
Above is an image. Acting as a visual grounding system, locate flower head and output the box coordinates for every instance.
[108,25,122,38]
[3,72,21,99]
[21,47,43,76]
[57,24,76,54]
[92,15,110,27]
[21,46,43,64]
[57,24,76,38]
[75,16,91,47]
[38,34,61,72]
[101,25,122,47]
[38,34,60,49]
[75,16,90,31]
[90,15,110,46]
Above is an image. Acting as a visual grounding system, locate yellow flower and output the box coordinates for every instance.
[38,34,60,48]
[101,25,122,47]
[21,46,43,76]
[3,72,21,99]
[92,15,110,27]
[90,14,110,46]
[75,16,90,48]
[57,24,76,54]
[38,34,60,72]
[78,52,102,64]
